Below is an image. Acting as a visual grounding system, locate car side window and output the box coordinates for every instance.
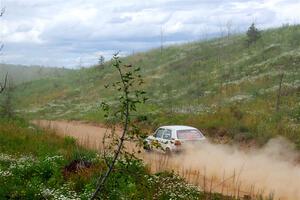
[154,128,164,138]
[162,129,172,140]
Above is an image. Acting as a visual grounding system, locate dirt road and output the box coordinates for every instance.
[33,120,114,151]
[34,120,300,200]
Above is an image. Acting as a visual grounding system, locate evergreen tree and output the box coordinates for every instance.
[98,55,105,67]
[246,23,261,46]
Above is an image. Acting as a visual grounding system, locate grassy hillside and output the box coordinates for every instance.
[0,64,72,85]
[12,25,300,146]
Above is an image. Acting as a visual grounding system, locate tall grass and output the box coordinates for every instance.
[144,153,274,200]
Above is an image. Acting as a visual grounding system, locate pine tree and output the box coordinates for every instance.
[246,23,261,46]
[98,55,105,67]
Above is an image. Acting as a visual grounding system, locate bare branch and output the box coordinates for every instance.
[0,7,5,53]
[0,73,8,93]
[0,7,5,17]
[276,72,284,112]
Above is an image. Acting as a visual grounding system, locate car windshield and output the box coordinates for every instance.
[177,129,203,140]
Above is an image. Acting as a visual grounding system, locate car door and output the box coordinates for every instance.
[161,129,172,150]
[151,128,164,149]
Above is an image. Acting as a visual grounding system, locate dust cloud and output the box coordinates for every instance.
[145,137,300,199]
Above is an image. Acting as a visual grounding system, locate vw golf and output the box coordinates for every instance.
[144,125,206,154]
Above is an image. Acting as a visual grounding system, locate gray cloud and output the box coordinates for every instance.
[0,0,299,68]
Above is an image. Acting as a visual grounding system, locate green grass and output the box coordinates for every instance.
[0,119,76,157]
[1,118,236,199]
[9,24,300,146]
[0,118,96,199]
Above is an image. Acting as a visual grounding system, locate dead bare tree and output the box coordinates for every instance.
[0,7,4,52]
[0,76,15,118]
[0,73,7,94]
[0,6,7,93]
[217,20,225,66]
[276,71,284,112]
[160,26,164,56]
[226,20,233,39]
[0,7,4,16]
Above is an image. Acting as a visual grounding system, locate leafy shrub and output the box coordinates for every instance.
[0,154,68,199]
[150,171,201,200]
[96,159,202,200]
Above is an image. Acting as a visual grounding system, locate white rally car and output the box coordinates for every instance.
[144,125,206,154]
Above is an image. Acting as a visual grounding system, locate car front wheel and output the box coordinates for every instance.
[165,147,171,155]
[143,142,152,152]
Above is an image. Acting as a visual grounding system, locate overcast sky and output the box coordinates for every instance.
[0,0,299,68]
